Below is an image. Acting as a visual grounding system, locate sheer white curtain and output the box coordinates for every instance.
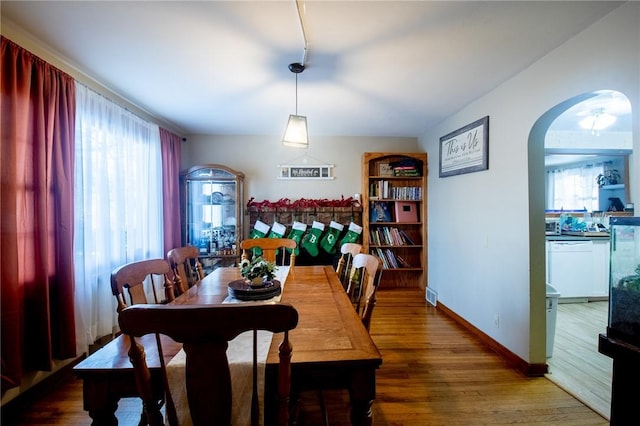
[74,83,164,354]
[546,163,604,211]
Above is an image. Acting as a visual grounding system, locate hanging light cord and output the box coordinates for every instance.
[295,73,299,114]
[294,0,308,66]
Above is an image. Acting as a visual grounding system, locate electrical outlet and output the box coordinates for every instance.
[494,315,500,329]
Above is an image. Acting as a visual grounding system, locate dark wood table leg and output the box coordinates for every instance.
[348,367,376,426]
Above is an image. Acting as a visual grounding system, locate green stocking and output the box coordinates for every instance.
[286,221,307,256]
[301,221,325,257]
[248,220,270,256]
[320,221,344,255]
[267,222,287,254]
[339,222,363,246]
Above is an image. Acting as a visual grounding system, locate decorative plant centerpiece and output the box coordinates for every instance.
[240,256,277,286]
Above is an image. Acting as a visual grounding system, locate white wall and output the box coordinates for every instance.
[420,2,639,364]
[183,134,420,203]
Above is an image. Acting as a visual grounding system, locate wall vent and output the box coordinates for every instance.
[426,287,437,307]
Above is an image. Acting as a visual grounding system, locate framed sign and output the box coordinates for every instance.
[378,162,394,177]
[439,116,489,177]
[278,164,334,180]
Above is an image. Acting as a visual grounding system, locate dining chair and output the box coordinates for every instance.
[240,238,297,267]
[348,253,383,332]
[118,303,299,426]
[110,259,175,313]
[167,246,205,295]
[335,242,363,290]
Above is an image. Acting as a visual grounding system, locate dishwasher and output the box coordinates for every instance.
[547,240,594,302]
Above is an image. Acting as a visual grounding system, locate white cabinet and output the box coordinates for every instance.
[547,240,594,300]
[546,239,610,301]
[591,240,610,298]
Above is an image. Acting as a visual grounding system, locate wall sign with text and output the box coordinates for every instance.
[439,116,489,178]
[277,164,335,180]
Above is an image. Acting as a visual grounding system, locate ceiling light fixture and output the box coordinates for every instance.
[282,62,308,148]
[283,0,309,148]
[579,108,617,134]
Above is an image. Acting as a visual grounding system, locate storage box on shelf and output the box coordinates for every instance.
[362,152,427,289]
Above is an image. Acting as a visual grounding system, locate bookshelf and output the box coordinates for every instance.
[362,152,427,289]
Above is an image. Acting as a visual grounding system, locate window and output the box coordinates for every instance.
[73,83,164,353]
[546,163,604,211]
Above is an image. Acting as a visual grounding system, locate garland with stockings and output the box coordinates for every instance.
[246,197,362,257]
[246,196,360,210]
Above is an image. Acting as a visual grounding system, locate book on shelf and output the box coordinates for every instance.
[396,255,411,268]
[370,180,390,199]
[391,186,422,200]
[399,229,416,245]
[370,201,393,222]
[385,249,399,268]
[370,181,422,201]
[389,158,423,177]
[373,247,410,269]
[374,248,388,269]
[370,226,420,246]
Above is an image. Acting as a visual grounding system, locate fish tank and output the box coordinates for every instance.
[607,216,640,347]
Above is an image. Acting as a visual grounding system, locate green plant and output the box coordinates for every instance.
[616,264,640,292]
[596,169,621,187]
[240,256,277,281]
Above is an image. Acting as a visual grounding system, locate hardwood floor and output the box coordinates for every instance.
[546,301,612,420]
[2,288,607,425]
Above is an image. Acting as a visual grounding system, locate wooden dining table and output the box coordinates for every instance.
[73,265,382,425]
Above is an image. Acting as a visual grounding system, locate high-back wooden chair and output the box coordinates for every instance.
[240,238,297,267]
[167,246,205,295]
[347,253,383,332]
[335,243,363,289]
[119,303,299,426]
[111,259,175,313]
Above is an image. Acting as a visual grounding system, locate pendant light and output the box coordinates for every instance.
[282,0,309,148]
[283,62,308,148]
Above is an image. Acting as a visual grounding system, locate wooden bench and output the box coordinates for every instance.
[73,333,181,425]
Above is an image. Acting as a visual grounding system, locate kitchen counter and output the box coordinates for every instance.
[546,232,610,241]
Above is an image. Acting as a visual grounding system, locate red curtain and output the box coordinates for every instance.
[1,37,77,394]
[160,128,183,254]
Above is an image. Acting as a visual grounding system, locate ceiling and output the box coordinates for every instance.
[1,1,625,138]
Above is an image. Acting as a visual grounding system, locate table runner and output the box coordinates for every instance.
[166,330,272,426]
[165,266,290,425]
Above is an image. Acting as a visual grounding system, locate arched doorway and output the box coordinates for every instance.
[528,90,633,420]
